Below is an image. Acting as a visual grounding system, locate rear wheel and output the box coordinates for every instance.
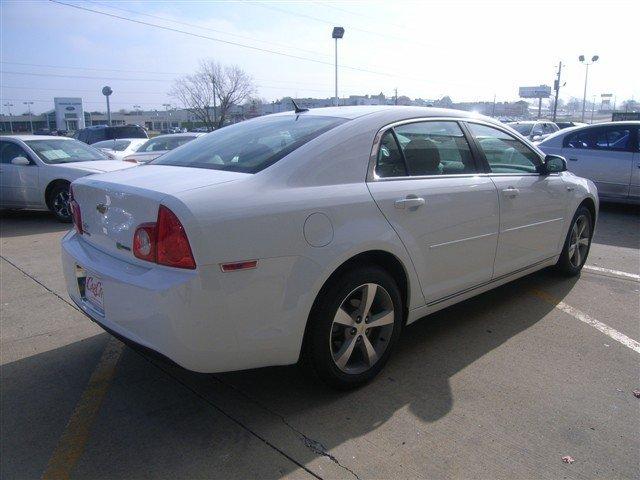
[48,183,72,223]
[555,206,593,276]
[304,265,403,389]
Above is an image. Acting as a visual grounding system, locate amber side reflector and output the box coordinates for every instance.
[220,260,258,272]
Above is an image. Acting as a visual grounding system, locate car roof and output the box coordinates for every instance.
[0,135,74,141]
[272,105,499,123]
[149,132,204,138]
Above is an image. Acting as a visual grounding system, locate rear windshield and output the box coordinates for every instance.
[93,139,131,151]
[151,115,348,173]
[138,136,196,153]
[110,126,147,139]
[26,139,106,164]
[508,123,534,135]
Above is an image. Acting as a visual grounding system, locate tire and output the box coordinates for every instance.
[555,205,593,276]
[48,183,72,223]
[304,265,403,389]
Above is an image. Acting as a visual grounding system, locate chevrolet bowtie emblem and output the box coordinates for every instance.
[96,203,109,214]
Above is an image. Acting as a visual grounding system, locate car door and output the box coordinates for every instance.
[630,126,640,201]
[367,120,499,304]
[466,122,568,277]
[0,140,40,207]
[561,125,633,199]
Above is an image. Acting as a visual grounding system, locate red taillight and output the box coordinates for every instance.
[69,185,83,234]
[132,206,195,269]
[157,205,196,269]
[133,223,157,262]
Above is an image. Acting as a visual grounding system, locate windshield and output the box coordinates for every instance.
[508,123,534,135]
[25,139,107,164]
[152,115,347,173]
[92,139,131,151]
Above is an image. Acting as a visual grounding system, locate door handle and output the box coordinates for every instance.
[501,187,520,198]
[394,196,425,209]
[568,158,578,161]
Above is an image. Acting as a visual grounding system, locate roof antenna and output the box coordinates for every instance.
[291,98,309,114]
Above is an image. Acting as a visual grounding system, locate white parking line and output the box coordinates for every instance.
[533,289,640,354]
[584,265,640,281]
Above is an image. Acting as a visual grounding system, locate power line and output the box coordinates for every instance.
[89,0,331,60]
[46,0,440,85]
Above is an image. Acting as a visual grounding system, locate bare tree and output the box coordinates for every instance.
[170,60,255,130]
[170,72,216,131]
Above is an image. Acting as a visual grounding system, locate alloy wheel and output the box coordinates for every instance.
[330,283,395,375]
[53,190,71,219]
[568,214,590,268]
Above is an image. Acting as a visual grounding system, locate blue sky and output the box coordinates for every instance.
[1,0,638,114]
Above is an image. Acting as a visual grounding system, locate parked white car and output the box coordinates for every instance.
[92,138,148,161]
[538,121,639,203]
[0,135,135,222]
[62,106,598,388]
[123,133,205,164]
[507,120,559,143]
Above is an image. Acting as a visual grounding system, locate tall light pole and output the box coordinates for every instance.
[579,55,599,122]
[552,61,564,122]
[102,86,113,126]
[332,27,345,107]
[3,103,14,133]
[23,101,34,133]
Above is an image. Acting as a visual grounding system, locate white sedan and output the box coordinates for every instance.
[62,106,598,388]
[0,135,135,222]
[92,138,148,161]
[123,133,205,164]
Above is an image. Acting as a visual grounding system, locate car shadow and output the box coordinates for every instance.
[2,268,581,478]
[592,202,640,250]
[0,210,70,238]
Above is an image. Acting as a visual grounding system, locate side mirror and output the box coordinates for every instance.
[541,154,567,174]
[11,156,31,166]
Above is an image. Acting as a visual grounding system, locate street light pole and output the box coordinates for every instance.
[23,101,34,133]
[332,27,345,107]
[3,103,14,133]
[552,61,563,122]
[579,55,599,123]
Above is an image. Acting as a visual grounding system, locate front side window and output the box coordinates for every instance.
[467,123,541,174]
[0,141,31,164]
[152,115,347,173]
[393,121,476,176]
[139,137,171,152]
[25,139,106,164]
[508,123,533,136]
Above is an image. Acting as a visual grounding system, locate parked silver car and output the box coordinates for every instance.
[507,121,559,143]
[0,135,134,221]
[538,121,639,203]
[123,133,205,164]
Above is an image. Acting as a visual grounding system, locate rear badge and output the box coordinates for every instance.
[96,203,109,214]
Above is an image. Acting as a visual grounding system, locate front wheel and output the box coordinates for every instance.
[555,206,593,276]
[304,265,403,389]
[49,183,72,223]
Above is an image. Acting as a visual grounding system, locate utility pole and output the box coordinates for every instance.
[23,101,34,133]
[552,61,563,122]
[590,95,596,123]
[3,103,14,133]
[492,94,497,117]
[162,103,171,130]
[394,88,398,105]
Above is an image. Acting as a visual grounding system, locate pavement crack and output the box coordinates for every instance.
[1,255,79,312]
[211,375,361,480]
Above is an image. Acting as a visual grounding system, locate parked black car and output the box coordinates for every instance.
[74,125,148,144]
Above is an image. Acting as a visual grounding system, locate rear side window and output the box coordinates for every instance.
[110,126,147,139]
[467,123,541,173]
[376,131,406,178]
[152,115,347,173]
[565,126,631,151]
[0,141,31,164]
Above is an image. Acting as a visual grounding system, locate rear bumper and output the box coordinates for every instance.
[61,231,308,372]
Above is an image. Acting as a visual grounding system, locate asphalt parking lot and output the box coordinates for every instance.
[1,203,639,480]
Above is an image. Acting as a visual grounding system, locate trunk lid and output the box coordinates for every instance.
[72,165,248,262]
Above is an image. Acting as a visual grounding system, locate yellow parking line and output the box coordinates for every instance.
[531,289,640,354]
[42,337,124,480]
